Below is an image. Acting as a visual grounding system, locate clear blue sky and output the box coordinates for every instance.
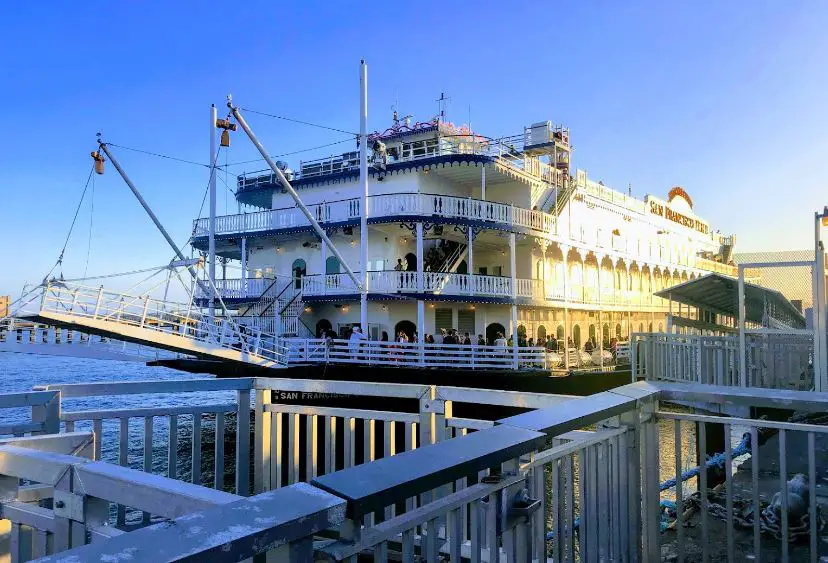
[2,1,826,297]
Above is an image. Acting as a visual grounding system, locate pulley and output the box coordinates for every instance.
[215,118,237,147]
[91,151,105,175]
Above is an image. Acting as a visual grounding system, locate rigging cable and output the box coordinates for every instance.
[82,171,95,281]
[220,137,355,168]
[44,166,96,282]
[106,143,210,169]
[239,107,358,136]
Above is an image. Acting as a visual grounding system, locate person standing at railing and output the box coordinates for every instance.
[349,326,367,361]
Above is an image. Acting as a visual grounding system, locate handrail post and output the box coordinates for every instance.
[140,296,150,328]
[93,286,104,318]
[236,388,252,496]
[254,387,272,493]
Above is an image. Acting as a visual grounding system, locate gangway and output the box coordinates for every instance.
[16,281,288,368]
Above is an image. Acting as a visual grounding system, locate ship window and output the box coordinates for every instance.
[326,257,341,275]
[616,324,623,340]
[573,325,582,348]
[401,138,438,159]
[556,325,564,340]
[537,325,547,341]
[602,324,609,345]
[435,308,453,332]
[457,310,475,335]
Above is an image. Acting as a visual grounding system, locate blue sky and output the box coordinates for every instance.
[1,1,826,296]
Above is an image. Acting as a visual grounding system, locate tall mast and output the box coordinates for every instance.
[208,104,217,325]
[359,60,369,333]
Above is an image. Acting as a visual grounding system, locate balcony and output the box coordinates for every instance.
[301,271,544,301]
[696,256,738,277]
[195,277,286,301]
[193,192,556,239]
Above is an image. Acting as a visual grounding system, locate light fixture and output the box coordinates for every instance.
[381,305,388,312]
[276,246,283,253]
[469,305,476,311]
[501,250,506,256]
[350,239,357,247]
[304,306,312,313]
[341,305,350,313]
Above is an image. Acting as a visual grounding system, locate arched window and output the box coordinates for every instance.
[639,322,644,333]
[602,324,610,346]
[588,324,596,342]
[557,325,565,340]
[616,323,622,340]
[573,325,582,348]
[537,325,547,341]
[292,259,307,289]
[325,256,340,275]
[658,323,664,332]
[648,322,653,332]
[486,323,506,345]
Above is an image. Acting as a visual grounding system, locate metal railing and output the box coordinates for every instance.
[282,338,551,370]
[194,192,557,239]
[631,332,814,390]
[2,379,827,561]
[0,322,185,362]
[32,281,289,367]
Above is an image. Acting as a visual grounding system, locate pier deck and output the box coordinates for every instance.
[0,376,826,561]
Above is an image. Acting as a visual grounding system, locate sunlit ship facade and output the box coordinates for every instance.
[192,115,736,365]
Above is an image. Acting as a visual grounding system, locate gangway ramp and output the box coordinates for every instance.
[19,282,287,369]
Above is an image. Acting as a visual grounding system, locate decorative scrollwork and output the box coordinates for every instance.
[398,222,417,233]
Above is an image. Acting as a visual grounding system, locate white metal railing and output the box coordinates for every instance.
[3,379,827,561]
[279,338,550,370]
[696,256,738,277]
[194,276,287,300]
[195,192,557,239]
[33,282,289,366]
[0,323,185,362]
[193,198,361,237]
[301,271,526,299]
[631,332,814,390]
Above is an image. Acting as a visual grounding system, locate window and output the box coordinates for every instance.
[402,138,439,159]
[326,256,341,275]
[435,308,453,332]
[457,310,475,334]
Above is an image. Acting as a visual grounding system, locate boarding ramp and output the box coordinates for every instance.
[15,281,288,368]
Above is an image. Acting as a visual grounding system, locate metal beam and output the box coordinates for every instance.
[227,100,363,291]
[96,141,227,315]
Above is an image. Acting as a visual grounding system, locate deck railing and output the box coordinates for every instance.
[631,332,814,390]
[33,281,290,366]
[282,338,551,370]
[0,323,183,361]
[2,379,827,561]
[194,192,557,239]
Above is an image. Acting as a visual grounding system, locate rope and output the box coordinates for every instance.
[659,432,752,492]
[106,143,210,168]
[44,166,95,282]
[82,172,95,281]
[220,138,355,167]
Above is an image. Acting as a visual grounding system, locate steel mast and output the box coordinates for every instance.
[359,60,369,333]
[208,105,217,326]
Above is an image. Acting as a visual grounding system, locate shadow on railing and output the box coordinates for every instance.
[3,378,827,561]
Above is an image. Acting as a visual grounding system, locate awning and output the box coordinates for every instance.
[655,273,805,329]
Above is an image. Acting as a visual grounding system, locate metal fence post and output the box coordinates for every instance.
[236,388,252,496]
[639,396,660,561]
[738,265,747,387]
[31,391,60,435]
[254,387,272,494]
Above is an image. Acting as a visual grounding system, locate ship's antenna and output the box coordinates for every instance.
[436,92,450,122]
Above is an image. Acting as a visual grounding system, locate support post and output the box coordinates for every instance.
[240,237,247,297]
[510,233,518,368]
[481,165,486,200]
[814,212,827,392]
[737,265,747,387]
[467,226,474,275]
[209,104,217,326]
[562,246,569,370]
[359,59,369,333]
[416,222,425,366]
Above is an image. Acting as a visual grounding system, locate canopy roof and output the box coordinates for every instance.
[655,273,805,329]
